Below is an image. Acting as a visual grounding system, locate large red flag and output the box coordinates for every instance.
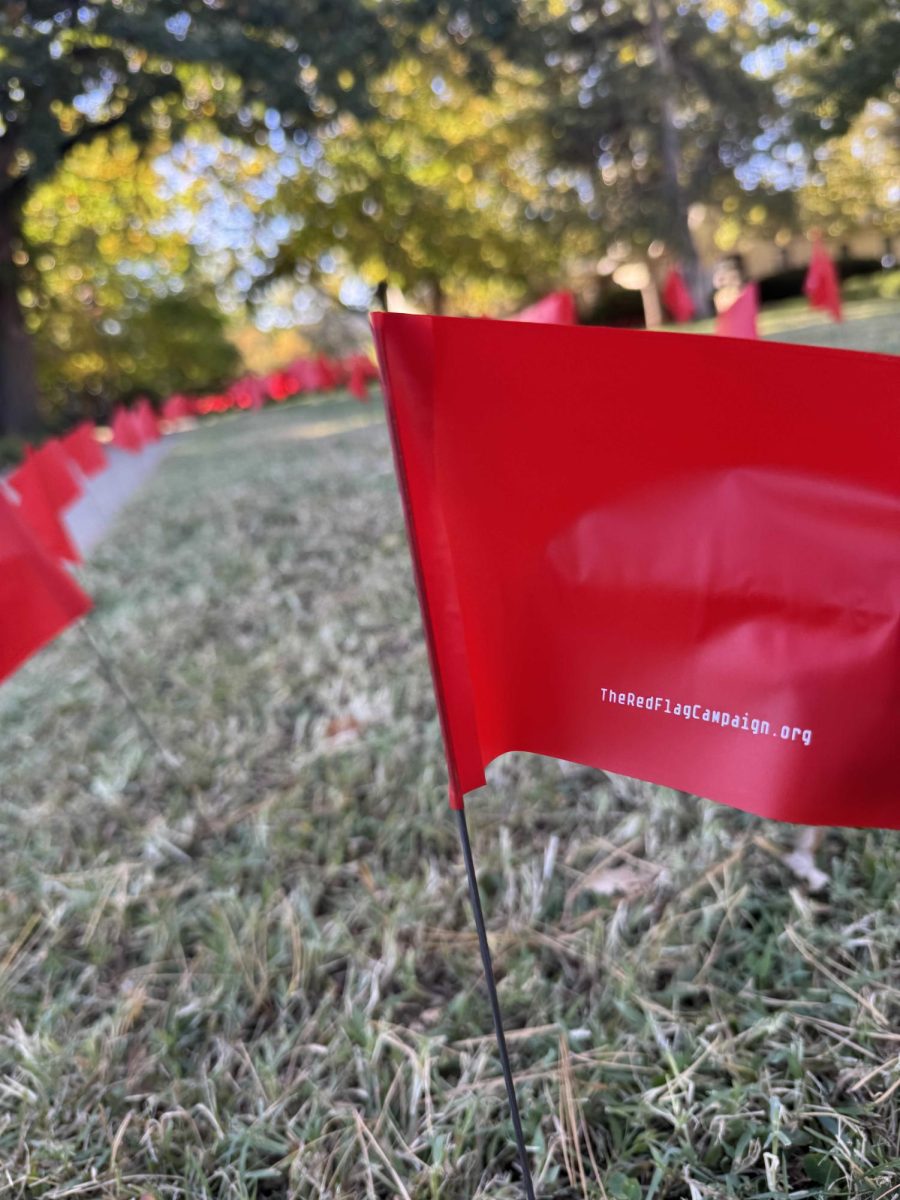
[662,267,695,323]
[8,460,81,564]
[25,440,82,511]
[0,491,92,683]
[715,283,759,339]
[373,313,900,829]
[804,238,843,322]
[512,290,577,325]
[62,422,107,477]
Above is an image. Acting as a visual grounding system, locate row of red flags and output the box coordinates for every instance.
[4,349,380,685]
[157,352,379,424]
[517,243,841,338]
[1,425,102,682]
[660,238,843,335]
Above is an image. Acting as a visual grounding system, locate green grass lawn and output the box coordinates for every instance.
[684,294,900,357]
[2,318,900,1198]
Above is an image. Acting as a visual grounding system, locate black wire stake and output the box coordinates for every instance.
[456,805,537,1200]
[78,621,182,776]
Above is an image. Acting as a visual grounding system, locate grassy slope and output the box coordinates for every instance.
[1,311,900,1198]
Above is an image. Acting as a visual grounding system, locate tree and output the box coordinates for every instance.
[0,0,503,433]
[767,0,900,141]
[260,48,594,316]
[19,127,240,420]
[798,102,900,240]
[496,0,776,311]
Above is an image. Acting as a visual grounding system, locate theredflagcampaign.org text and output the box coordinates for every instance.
[600,687,813,746]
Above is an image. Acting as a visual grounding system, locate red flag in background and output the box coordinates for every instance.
[265,369,301,402]
[804,238,843,322]
[135,398,161,441]
[662,267,696,323]
[7,459,81,563]
[63,423,107,477]
[512,290,577,325]
[112,406,143,451]
[0,491,92,683]
[373,313,900,829]
[346,354,378,400]
[715,283,759,339]
[25,440,82,511]
[162,394,191,422]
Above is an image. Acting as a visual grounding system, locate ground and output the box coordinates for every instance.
[1,301,900,1198]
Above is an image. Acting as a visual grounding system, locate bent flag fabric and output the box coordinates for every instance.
[512,291,577,325]
[662,268,696,323]
[63,423,107,477]
[8,459,81,564]
[25,440,83,511]
[804,239,843,322]
[0,491,92,683]
[112,406,143,452]
[372,313,900,829]
[715,283,759,339]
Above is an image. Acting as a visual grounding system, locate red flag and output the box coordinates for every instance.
[111,406,143,452]
[25,440,82,511]
[265,369,301,402]
[661,268,695,323]
[373,313,900,829]
[512,290,577,325]
[62,422,107,477]
[804,238,843,322]
[715,283,758,339]
[134,397,161,441]
[162,394,191,422]
[346,354,377,401]
[0,491,92,683]
[8,459,81,564]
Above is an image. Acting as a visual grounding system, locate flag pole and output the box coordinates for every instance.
[456,805,537,1200]
[78,622,181,774]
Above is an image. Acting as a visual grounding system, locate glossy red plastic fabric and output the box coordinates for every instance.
[662,268,695,323]
[24,440,83,511]
[512,290,577,325]
[716,284,758,339]
[373,313,900,828]
[804,240,843,322]
[0,491,92,683]
[111,406,143,452]
[8,459,81,564]
[63,423,107,477]
[162,394,191,421]
[134,398,162,440]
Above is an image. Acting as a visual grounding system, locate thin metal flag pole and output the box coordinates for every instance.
[456,805,537,1200]
[78,622,181,774]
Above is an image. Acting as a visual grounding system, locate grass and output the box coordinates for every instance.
[685,294,900,357]
[2,311,900,1199]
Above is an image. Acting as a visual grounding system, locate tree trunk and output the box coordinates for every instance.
[0,197,42,438]
[427,277,445,316]
[646,0,711,317]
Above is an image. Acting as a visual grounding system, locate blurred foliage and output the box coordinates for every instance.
[230,324,313,378]
[844,269,900,302]
[0,0,509,432]
[20,130,238,421]
[0,0,898,430]
[265,48,595,314]
[798,102,900,239]
[768,0,900,141]
[499,0,777,255]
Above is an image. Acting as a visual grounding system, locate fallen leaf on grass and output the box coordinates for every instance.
[567,860,660,906]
